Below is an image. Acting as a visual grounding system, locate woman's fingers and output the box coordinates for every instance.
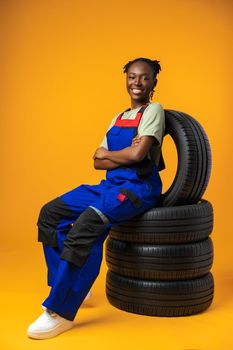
[132,138,140,143]
[131,135,141,146]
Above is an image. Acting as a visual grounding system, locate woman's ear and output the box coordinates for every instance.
[153,78,157,88]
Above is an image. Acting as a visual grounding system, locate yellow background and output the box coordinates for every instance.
[1,0,232,348]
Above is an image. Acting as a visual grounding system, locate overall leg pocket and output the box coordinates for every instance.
[118,188,142,208]
[94,186,145,225]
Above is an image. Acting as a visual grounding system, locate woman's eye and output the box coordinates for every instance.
[129,76,148,80]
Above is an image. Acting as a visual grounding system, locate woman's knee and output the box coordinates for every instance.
[60,206,111,267]
[37,197,74,226]
[37,201,51,225]
[37,197,74,247]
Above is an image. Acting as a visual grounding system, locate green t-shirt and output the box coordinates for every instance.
[99,102,165,167]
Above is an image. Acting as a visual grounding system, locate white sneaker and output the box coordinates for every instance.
[27,309,74,339]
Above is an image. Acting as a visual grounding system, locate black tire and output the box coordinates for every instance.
[110,199,213,244]
[106,270,214,317]
[106,237,213,280]
[158,110,212,206]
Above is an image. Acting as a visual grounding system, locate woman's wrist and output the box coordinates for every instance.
[94,158,121,170]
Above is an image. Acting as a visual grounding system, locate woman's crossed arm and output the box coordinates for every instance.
[93,135,156,170]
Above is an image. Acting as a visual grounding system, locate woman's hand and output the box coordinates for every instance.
[131,134,142,147]
[92,147,109,160]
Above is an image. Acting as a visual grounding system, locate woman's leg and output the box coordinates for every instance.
[27,181,112,338]
[40,182,160,322]
[37,182,109,287]
[41,225,110,321]
[39,199,76,287]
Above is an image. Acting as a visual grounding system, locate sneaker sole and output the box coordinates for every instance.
[27,321,74,339]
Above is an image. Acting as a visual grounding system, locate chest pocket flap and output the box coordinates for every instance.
[107,126,121,135]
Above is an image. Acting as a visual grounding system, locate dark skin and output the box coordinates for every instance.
[93,61,158,170]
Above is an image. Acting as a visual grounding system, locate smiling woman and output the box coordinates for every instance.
[95,58,165,174]
[27,57,165,340]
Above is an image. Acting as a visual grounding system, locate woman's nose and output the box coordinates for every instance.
[134,78,142,86]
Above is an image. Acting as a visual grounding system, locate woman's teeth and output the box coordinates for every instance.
[132,89,143,94]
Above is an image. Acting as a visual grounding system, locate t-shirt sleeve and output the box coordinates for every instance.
[98,114,119,149]
[138,103,165,145]
[99,135,108,149]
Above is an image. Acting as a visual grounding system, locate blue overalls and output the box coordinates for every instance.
[38,103,164,321]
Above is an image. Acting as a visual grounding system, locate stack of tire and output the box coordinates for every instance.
[105,109,214,317]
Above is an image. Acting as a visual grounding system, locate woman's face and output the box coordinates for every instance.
[126,61,156,105]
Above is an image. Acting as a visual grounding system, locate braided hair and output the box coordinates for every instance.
[123,57,161,101]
